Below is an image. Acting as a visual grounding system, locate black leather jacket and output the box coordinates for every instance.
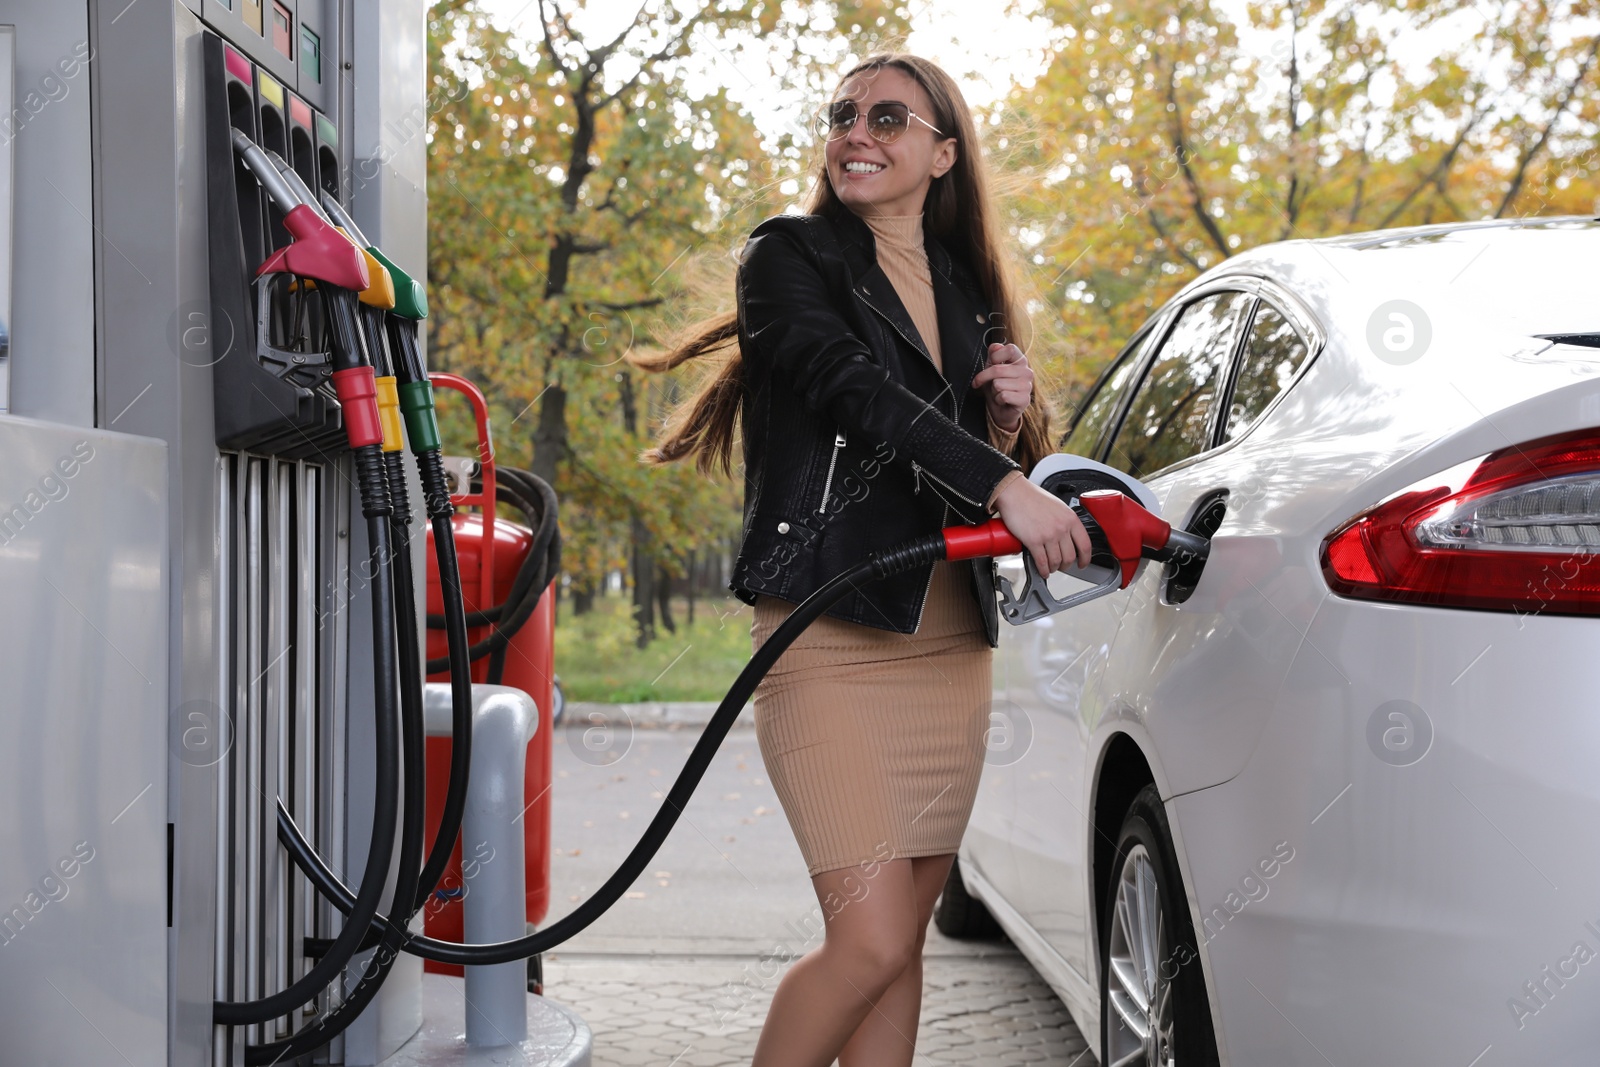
[727,208,1023,647]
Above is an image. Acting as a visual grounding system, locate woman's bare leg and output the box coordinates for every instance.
[836,853,953,1067]
[750,854,928,1067]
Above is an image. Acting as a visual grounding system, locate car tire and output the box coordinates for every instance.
[933,856,1001,939]
[1099,784,1219,1067]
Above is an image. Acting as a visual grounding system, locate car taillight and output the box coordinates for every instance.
[1322,428,1600,615]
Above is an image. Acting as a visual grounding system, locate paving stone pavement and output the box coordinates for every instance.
[540,721,1094,1066]
[544,952,1092,1067]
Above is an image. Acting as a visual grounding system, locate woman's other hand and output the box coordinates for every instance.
[992,475,1093,574]
[971,342,1032,434]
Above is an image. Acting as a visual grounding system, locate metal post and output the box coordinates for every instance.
[421,683,539,1047]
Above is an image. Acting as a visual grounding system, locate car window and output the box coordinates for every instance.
[1222,301,1311,442]
[1060,329,1151,458]
[1106,291,1254,478]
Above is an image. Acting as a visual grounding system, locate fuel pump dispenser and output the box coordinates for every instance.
[205,121,490,1062]
[0,3,484,1064]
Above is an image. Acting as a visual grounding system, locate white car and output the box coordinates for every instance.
[937,217,1600,1066]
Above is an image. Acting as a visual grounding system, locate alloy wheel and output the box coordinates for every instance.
[1105,843,1177,1067]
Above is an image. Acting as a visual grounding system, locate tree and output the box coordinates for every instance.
[1000,0,1600,414]
[426,0,911,646]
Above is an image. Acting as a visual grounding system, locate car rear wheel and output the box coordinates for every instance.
[1100,785,1218,1067]
[933,856,1001,939]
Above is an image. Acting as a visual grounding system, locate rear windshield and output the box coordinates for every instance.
[1352,220,1599,338]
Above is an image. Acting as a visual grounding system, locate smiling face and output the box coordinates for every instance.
[823,65,958,218]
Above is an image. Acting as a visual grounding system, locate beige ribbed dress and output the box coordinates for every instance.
[750,213,1022,878]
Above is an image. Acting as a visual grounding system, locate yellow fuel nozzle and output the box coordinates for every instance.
[341,230,396,310]
[374,375,405,452]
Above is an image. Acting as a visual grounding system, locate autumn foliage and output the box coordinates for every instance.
[425,0,1600,644]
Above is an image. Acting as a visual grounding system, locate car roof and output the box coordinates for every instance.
[1187,215,1600,339]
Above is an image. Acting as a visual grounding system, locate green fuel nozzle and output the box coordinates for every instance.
[320,191,428,323]
[311,189,437,450]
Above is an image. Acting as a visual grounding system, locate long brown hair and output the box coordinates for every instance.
[629,53,1053,476]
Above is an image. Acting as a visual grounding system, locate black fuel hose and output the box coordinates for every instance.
[481,469,558,684]
[294,463,524,966]
[294,495,483,963]
[363,306,449,908]
[386,452,428,891]
[379,310,476,914]
[278,529,949,966]
[245,865,416,1064]
[413,450,475,911]
[423,465,561,680]
[475,468,559,615]
[241,452,429,1064]
[475,468,561,619]
[296,467,483,965]
[234,317,479,1056]
[379,344,428,890]
[213,443,402,1027]
[253,412,482,1064]
[473,468,560,684]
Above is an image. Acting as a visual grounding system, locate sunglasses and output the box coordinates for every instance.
[816,99,944,144]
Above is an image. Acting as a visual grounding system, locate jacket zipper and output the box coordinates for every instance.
[817,430,846,514]
[911,459,982,508]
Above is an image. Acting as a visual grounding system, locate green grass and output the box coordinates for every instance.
[554,593,755,702]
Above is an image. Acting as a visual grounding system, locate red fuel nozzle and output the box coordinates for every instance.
[1077,489,1173,588]
[332,366,384,449]
[943,489,1208,591]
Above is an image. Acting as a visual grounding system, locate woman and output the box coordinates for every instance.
[632,53,1090,1067]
